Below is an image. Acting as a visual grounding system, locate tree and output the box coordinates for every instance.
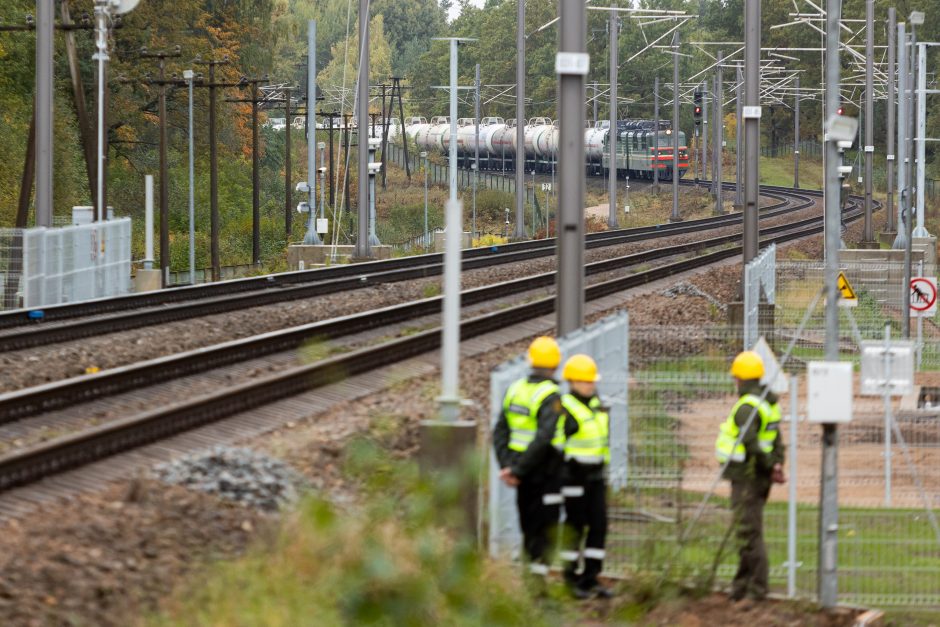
[317,14,394,111]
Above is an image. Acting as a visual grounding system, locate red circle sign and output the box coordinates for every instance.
[910,278,937,312]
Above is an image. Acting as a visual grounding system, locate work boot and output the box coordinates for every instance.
[591,584,613,599]
[570,585,592,601]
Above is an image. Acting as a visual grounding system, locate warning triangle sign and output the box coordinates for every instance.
[837,271,858,306]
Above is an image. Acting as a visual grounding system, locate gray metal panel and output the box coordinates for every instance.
[488,311,629,559]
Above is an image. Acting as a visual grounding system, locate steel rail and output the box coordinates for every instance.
[0,195,871,492]
[0,187,812,352]
[0,207,820,424]
[0,181,808,334]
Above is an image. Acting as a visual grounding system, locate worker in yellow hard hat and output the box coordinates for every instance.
[715,350,786,604]
[556,354,613,600]
[492,336,565,585]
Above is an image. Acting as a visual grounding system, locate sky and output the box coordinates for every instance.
[448,0,484,21]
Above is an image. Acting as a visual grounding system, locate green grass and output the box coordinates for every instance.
[150,439,551,627]
[609,487,940,611]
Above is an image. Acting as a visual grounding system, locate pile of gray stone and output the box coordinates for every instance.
[154,446,306,511]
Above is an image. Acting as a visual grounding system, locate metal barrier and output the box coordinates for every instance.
[609,284,940,610]
[21,218,132,308]
[743,243,776,349]
[487,311,629,560]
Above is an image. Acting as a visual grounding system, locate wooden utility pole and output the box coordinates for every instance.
[227,76,270,266]
[141,46,183,287]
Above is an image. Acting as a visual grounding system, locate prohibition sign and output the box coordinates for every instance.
[910,277,937,316]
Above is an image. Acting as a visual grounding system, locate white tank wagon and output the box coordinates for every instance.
[462,117,507,158]
[453,118,478,155]
[414,116,450,153]
[402,116,428,141]
[523,117,553,158]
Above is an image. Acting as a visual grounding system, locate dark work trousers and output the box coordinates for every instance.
[560,477,608,588]
[730,478,771,600]
[516,478,562,572]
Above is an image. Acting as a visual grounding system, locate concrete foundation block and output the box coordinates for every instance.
[417,419,479,540]
[878,231,897,248]
[912,236,937,270]
[287,244,392,270]
[134,269,162,293]
[433,231,472,253]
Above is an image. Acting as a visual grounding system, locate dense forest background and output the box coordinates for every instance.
[0,0,937,271]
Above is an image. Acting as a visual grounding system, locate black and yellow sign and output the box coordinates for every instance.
[837,271,858,306]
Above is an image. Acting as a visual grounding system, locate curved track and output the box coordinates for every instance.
[0,186,874,493]
[0,182,813,352]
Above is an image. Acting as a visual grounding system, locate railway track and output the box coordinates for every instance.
[0,182,812,352]
[0,189,872,494]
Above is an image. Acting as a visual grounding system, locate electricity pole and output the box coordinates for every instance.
[742,0,760,274]
[36,0,54,227]
[227,76,270,266]
[861,0,875,246]
[283,86,295,237]
[735,66,744,210]
[670,31,680,222]
[885,8,896,236]
[514,0,526,240]
[356,0,371,259]
[608,8,619,229]
[556,0,587,335]
[193,56,234,282]
[653,76,660,194]
[794,75,800,189]
[820,0,843,608]
[141,46,183,287]
[713,51,723,214]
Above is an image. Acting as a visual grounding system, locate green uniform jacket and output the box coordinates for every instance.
[722,380,786,484]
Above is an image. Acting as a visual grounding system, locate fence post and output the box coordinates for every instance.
[787,375,799,598]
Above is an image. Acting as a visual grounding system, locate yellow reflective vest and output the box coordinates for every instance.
[503,378,561,452]
[560,394,609,465]
[715,393,781,463]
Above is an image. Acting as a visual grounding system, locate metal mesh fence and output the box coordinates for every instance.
[607,302,940,609]
[0,229,25,310]
[18,219,132,308]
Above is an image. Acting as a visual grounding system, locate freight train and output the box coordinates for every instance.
[400,116,690,181]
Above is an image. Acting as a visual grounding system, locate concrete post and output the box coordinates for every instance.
[885,8,896,235]
[608,9,619,229]
[653,76,660,194]
[515,0,526,240]
[819,0,843,608]
[306,21,323,246]
[713,52,723,214]
[356,0,371,259]
[670,32,680,222]
[36,0,54,227]
[862,0,875,245]
[742,0,760,269]
[556,0,587,335]
[794,76,800,189]
[735,66,744,209]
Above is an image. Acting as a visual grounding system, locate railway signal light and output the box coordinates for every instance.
[836,106,845,116]
[693,91,703,125]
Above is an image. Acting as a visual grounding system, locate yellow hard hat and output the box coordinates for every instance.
[528,336,561,369]
[562,354,600,382]
[730,351,764,380]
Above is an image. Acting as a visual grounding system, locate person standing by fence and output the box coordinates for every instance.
[492,337,565,586]
[715,350,786,603]
[557,354,612,600]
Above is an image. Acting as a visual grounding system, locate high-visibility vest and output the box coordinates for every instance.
[560,394,609,465]
[715,393,781,463]
[503,378,560,452]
